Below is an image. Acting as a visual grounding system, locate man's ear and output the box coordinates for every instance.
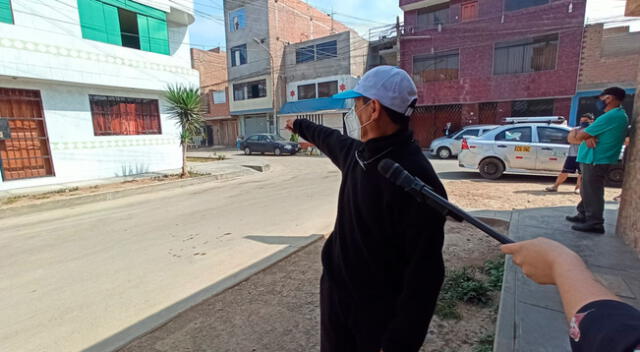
[370,99,383,122]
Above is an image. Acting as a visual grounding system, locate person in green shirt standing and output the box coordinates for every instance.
[566,87,629,234]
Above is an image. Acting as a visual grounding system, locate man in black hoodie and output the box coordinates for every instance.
[285,66,447,352]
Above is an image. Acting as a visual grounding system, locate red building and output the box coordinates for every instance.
[399,0,586,147]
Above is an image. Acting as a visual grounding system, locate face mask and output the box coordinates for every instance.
[580,121,591,128]
[595,99,607,112]
[344,101,373,140]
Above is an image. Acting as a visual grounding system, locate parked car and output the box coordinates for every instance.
[429,125,500,159]
[240,134,300,156]
[458,119,625,186]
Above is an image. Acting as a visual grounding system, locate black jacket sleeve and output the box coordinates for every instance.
[293,118,359,170]
[382,200,446,352]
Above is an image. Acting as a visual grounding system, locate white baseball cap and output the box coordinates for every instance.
[333,65,418,117]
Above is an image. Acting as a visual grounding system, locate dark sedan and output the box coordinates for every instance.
[240,134,300,156]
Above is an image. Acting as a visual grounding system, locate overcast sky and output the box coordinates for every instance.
[189,0,640,50]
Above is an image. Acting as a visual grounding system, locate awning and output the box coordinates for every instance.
[279,97,348,115]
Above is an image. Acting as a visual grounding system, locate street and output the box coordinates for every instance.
[0,155,572,352]
[0,155,345,352]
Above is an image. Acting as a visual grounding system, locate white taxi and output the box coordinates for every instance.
[457,117,624,186]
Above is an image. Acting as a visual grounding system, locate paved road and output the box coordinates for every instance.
[0,155,342,352]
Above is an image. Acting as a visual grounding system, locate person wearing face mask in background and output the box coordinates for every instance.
[545,113,595,193]
[285,66,447,352]
[566,87,629,234]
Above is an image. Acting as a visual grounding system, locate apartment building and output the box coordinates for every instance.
[399,0,586,146]
[278,30,368,139]
[223,0,349,137]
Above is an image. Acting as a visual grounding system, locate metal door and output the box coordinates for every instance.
[493,126,535,169]
[0,88,54,181]
[534,126,570,171]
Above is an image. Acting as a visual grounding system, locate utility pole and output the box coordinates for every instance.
[254,38,277,134]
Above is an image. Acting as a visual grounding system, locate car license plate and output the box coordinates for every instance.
[514,146,531,152]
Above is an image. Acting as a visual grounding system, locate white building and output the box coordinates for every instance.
[0,0,198,191]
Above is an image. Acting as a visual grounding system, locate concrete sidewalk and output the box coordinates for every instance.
[495,203,640,352]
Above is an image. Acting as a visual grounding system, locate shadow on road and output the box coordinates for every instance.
[437,171,558,183]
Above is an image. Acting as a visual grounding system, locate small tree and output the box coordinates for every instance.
[165,84,204,177]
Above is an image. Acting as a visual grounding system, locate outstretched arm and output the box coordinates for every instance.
[287,119,359,170]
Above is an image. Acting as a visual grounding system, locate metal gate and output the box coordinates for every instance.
[410,104,463,148]
[243,115,268,136]
[0,88,54,180]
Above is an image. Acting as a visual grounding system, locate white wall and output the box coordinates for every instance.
[228,74,273,113]
[0,79,182,191]
[0,0,199,92]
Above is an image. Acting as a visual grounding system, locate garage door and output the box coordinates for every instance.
[244,115,268,136]
[0,88,54,181]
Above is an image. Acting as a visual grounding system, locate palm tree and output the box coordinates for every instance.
[165,84,204,177]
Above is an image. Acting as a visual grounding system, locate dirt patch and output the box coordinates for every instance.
[443,178,620,211]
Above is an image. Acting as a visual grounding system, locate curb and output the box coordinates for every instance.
[87,234,324,352]
[0,168,256,219]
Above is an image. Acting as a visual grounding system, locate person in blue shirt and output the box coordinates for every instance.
[566,87,629,234]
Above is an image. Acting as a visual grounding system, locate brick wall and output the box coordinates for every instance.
[578,24,640,91]
[400,0,586,105]
[191,48,230,118]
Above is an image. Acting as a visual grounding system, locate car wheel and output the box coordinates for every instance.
[437,147,452,159]
[274,147,282,156]
[479,158,505,180]
[244,147,251,155]
[606,167,624,188]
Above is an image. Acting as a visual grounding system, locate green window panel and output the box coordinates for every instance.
[0,0,14,24]
[137,14,169,55]
[78,0,122,45]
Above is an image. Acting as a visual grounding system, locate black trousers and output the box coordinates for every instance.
[577,163,610,226]
[320,273,392,352]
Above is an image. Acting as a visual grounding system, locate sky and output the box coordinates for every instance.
[189,0,640,51]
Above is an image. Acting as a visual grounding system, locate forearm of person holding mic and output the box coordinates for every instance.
[502,238,640,352]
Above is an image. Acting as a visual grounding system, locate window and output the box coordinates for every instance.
[212,90,226,104]
[511,99,554,117]
[233,80,267,101]
[316,41,338,60]
[228,8,246,32]
[231,44,247,67]
[413,50,459,82]
[537,127,569,144]
[0,0,13,24]
[505,0,549,12]
[494,34,558,75]
[247,135,260,141]
[77,0,169,54]
[454,129,480,140]
[416,4,449,29]
[318,81,338,98]
[295,40,338,64]
[495,127,532,142]
[89,95,161,136]
[461,1,478,21]
[298,84,316,100]
[118,8,140,49]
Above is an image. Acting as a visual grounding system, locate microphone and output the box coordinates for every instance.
[377,159,514,245]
